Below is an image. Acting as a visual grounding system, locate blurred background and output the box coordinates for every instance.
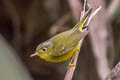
[0,0,120,80]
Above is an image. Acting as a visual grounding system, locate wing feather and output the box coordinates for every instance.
[51,29,88,56]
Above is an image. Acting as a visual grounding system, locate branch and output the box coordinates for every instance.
[64,39,83,80]
[106,61,120,80]
[88,0,115,79]
[64,0,101,80]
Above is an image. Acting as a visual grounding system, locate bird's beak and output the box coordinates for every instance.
[30,52,39,57]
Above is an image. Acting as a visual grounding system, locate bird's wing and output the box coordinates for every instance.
[51,29,88,56]
[62,29,88,53]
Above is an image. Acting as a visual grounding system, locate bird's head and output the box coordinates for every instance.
[30,40,51,60]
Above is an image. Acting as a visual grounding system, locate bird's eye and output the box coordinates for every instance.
[41,47,47,52]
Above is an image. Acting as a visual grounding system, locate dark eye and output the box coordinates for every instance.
[42,47,47,52]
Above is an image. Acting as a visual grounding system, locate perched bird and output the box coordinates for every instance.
[30,9,92,62]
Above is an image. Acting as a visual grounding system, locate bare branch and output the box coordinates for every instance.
[87,0,114,79]
[64,1,101,80]
[106,61,120,80]
[64,39,83,80]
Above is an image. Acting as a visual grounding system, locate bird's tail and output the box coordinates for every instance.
[73,9,92,31]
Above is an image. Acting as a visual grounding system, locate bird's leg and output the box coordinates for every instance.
[67,55,76,69]
[67,49,80,69]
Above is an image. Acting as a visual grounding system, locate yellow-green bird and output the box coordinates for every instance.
[30,9,92,62]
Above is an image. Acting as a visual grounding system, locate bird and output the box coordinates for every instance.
[30,9,92,63]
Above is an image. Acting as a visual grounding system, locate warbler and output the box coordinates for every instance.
[30,9,92,62]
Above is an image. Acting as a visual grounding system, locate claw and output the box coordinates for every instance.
[67,63,76,69]
[66,55,76,69]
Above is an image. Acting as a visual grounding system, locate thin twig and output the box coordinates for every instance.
[64,0,101,80]
[64,39,83,80]
[106,61,120,80]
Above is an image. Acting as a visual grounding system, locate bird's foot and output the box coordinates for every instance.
[67,63,76,69]
[67,55,76,69]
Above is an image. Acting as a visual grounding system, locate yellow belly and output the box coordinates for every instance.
[43,44,79,62]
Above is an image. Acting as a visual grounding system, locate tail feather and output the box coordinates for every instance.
[73,9,92,31]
